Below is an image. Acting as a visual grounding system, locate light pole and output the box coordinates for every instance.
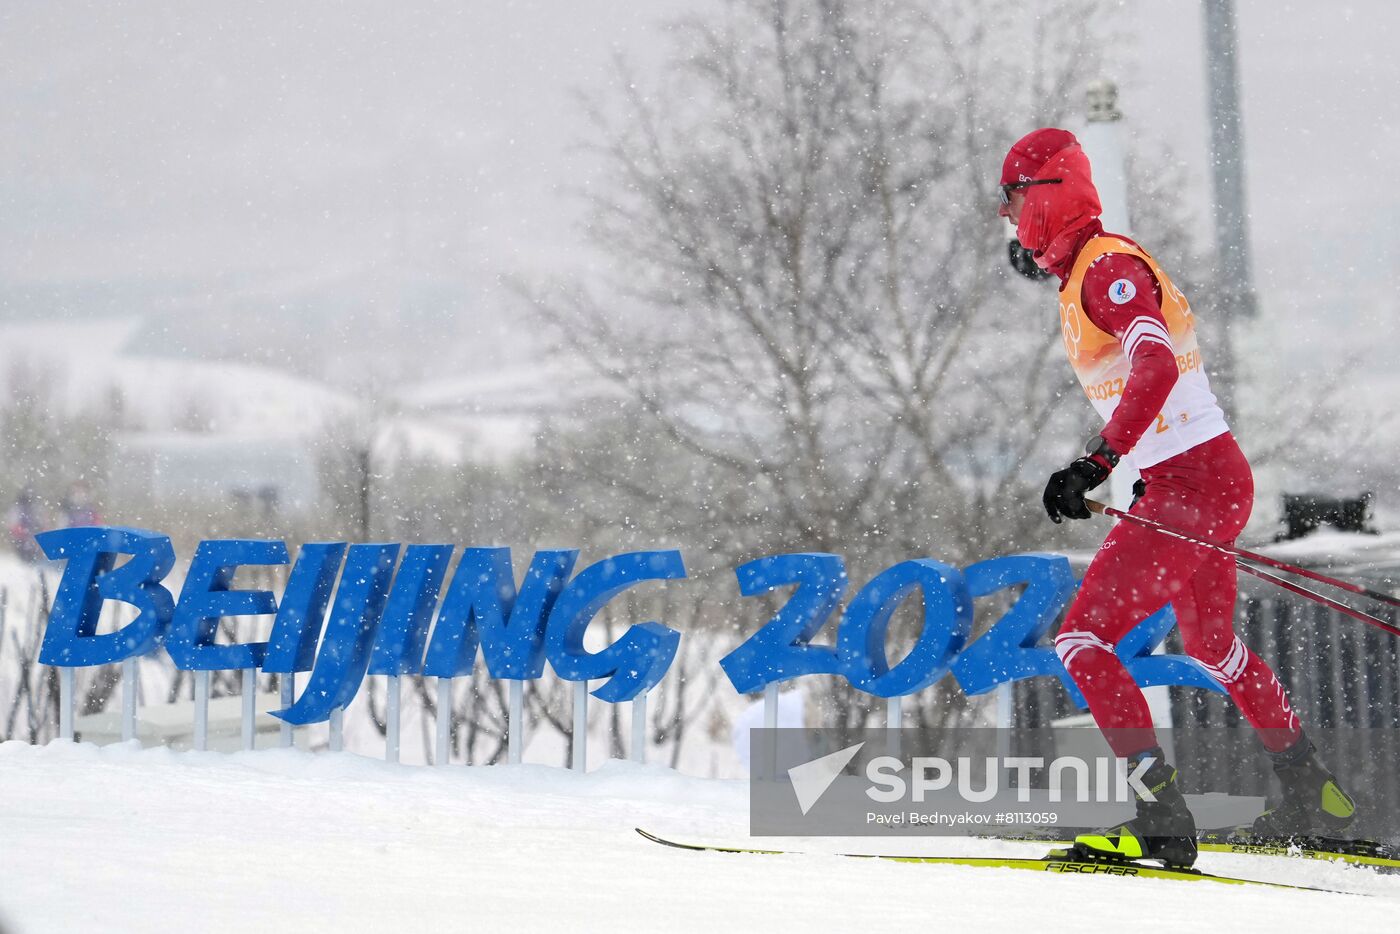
[1202,0,1257,420]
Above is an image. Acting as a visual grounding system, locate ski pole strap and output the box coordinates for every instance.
[1084,500,1400,637]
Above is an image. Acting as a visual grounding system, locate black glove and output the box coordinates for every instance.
[1042,437,1118,524]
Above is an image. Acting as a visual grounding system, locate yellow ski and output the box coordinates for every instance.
[635,828,1361,894]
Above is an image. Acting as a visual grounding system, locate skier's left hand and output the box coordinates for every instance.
[1042,456,1111,523]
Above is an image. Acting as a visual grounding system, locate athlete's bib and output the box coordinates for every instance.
[1058,237,1229,468]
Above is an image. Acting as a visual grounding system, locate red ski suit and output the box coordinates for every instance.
[1014,140,1301,759]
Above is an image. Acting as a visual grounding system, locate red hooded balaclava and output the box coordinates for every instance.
[1001,128,1102,276]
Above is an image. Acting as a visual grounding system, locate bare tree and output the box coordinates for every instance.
[522,0,1118,730]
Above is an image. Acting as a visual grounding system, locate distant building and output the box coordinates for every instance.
[109,432,320,515]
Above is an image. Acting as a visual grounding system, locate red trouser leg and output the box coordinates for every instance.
[1054,510,1193,758]
[1052,433,1301,758]
[1173,551,1300,752]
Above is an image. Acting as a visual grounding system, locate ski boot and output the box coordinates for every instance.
[1068,747,1198,869]
[1249,734,1356,838]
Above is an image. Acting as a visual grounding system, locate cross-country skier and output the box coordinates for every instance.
[997,127,1356,867]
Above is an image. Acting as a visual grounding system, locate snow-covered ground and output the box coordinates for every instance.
[2,741,1397,933]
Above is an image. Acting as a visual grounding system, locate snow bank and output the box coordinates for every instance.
[1,741,1395,933]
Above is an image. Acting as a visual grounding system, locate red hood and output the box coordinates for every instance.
[1015,143,1102,275]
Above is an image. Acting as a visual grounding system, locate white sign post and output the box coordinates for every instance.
[59,668,74,741]
[435,678,451,766]
[508,679,524,765]
[279,673,294,748]
[122,658,139,743]
[571,681,588,772]
[193,670,210,751]
[762,683,779,781]
[241,668,256,751]
[385,675,401,764]
[630,692,647,764]
[885,695,902,758]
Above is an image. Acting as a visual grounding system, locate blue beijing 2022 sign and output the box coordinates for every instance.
[35,527,1229,725]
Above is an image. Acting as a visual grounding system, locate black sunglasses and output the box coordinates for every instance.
[999,178,1062,205]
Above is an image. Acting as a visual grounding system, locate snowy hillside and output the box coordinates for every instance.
[0,316,549,473]
[1,741,1396,933]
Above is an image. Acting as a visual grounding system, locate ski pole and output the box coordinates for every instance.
[1233,558,1400,637]
[1085,499,1400,637]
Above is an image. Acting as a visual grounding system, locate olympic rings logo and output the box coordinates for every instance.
[1059,301,1083,360]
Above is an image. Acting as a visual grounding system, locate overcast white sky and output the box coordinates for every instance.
[1,1,1395,375]
[1122,2,1400,368]
[1,1,672,279]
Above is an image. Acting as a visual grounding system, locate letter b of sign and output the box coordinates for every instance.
[36,527,177,667]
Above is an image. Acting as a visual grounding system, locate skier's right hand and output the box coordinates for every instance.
[1042,456,1111,523]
